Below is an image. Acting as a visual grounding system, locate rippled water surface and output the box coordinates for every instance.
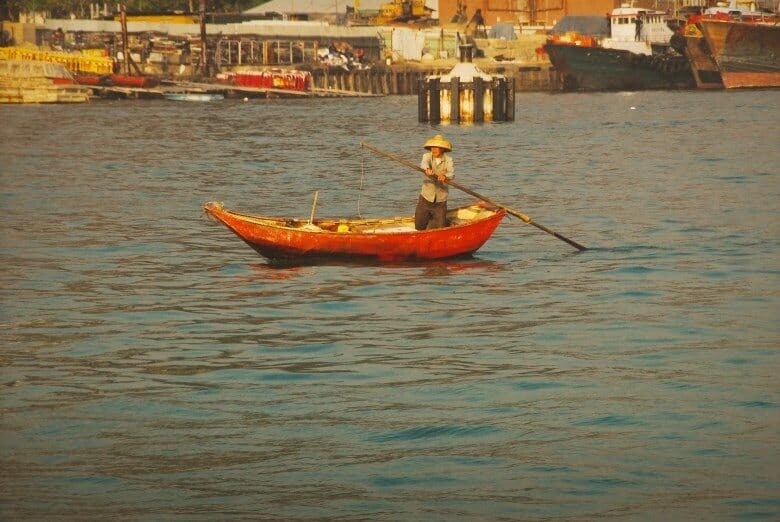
[1,90,779,520]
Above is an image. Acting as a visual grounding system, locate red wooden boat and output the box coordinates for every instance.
[203,201,506,262]
[74,74,160,88]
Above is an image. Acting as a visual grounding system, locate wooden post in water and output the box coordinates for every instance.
[506,77,515,121]
[450,77,460,124]
[429,78,441,124]
[474,76,484,122]
[493,77,505,121]
[418,79,428,122]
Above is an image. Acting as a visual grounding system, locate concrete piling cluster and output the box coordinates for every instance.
[417,45,515,124]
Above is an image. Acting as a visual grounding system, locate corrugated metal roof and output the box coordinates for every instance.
[41,18,382,38]
[245,0,387,15]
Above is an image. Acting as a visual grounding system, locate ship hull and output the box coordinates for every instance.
[682,34,724,89]
[544,42,695,92]
[699,20,780,88]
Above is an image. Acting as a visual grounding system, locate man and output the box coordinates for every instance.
[634,13,643,41]
[415,135,454,231]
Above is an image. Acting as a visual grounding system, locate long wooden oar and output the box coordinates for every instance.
[360,142,587,251]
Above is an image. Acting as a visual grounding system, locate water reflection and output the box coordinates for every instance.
[244,254,504,274]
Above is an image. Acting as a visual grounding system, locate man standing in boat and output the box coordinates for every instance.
[415,135,454,231]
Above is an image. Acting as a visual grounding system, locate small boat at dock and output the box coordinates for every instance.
[164,92,224,101]
[203,201,506,263]
[74,73,161,88]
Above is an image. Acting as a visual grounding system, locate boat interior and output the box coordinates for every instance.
[231,203,500,234]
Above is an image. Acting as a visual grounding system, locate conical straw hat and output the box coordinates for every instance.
[423,134,452,152]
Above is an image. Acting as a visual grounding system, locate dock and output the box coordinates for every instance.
[83,62,557,100]
[309,63,558,95]
[85,78,384,99]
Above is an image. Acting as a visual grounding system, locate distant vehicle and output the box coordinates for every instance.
[376,0,434,25]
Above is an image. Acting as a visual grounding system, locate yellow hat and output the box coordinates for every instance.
[423,134,452,152]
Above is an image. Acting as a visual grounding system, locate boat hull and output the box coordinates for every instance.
[204,201,506,262]
[700,20,780,88]
[682,34,724,89]
[74,74,160,88]
[544,42,695,92]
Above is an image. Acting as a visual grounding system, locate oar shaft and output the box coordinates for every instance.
[360,142,587,251]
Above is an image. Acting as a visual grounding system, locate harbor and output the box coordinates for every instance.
[0,0,579,103]
[3,1,778,103]
[0,34,560,101]
[49,62,557,100]
[2,1,779,520]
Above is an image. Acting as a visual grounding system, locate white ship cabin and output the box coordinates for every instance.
[602,4,674,54]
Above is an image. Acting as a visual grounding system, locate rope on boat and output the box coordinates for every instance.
[358,149,366,218]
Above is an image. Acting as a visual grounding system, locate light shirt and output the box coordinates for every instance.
[419,152,454,203]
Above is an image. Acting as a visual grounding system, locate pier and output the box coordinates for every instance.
[309,63,558,95]
[77,63,558,100]
[83,79,383,99]
[1,17,561,101]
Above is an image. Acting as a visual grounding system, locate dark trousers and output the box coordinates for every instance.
[415,195,447,230]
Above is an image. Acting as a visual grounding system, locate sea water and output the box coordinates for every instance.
[1,90,778,520]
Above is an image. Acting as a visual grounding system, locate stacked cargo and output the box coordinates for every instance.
[0,46,114,74]
[0,60,90,103]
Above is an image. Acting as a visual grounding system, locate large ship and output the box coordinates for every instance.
[675,17,725,89]
[676,1,778,89]
[542,4,694,92]
[700,19,780,88]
